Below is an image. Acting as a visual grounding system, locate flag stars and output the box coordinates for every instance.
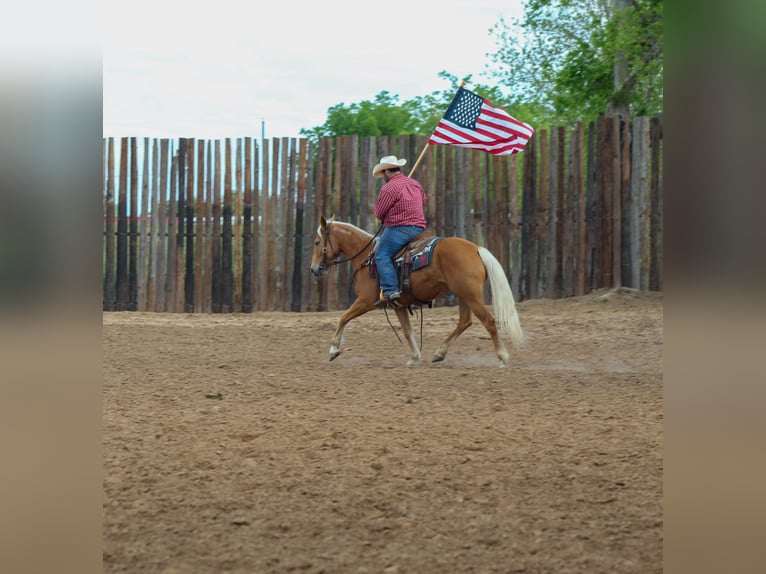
[446,89,484,129]
[428,85,534,156]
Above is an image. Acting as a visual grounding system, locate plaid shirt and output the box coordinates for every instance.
[374,173,427,228]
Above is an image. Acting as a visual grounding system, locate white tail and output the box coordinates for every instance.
[478,247,526,350]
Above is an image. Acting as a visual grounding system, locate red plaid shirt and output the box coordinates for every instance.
[374,173,427,228]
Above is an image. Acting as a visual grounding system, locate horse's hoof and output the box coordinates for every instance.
[329,352,340,361]
[431,354,445,363]
[406,359,421,367]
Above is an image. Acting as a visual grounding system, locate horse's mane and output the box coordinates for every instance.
[320,221,373,238]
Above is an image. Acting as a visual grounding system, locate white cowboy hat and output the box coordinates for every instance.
[372,155,407,178]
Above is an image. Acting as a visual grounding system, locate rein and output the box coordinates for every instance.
[320,223,382,270]
[321,222,425,351]
[382,303,425,352]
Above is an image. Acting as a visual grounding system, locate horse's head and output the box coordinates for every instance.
[310,216,340,278]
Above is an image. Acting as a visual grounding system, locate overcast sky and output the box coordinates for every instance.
[103,0,524,139]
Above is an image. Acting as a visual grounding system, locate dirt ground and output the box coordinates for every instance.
[103,288,663,574]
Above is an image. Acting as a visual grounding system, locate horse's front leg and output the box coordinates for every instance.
[329,298,376,361]
[394,307,421,366]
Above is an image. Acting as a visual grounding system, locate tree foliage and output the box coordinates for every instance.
[301,0,662,138]
[299,91,416,140]
[487,0,663,125]
[300,72,517,141]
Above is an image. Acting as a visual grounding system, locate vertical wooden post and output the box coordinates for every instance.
[337,136,351,308]
[313,138,329,310]
[521,134,537,301]
[242,138,253,312]
[610,119,622,289]
[128,137,139,311]
[444,148,455,238]
[252,139,264,310]
[596,117,614,289]
[509,155,521,301]
[211,141,222,313]
[338,135,358,309]
[552,128,563,299]
[585,121,598,293]
[157,140,169,312]
[490,156,502,260]
[293,138,307,312]
[116,137,129,310]
[349,134,359,226]
[268,138,279,310]
[573,123,586,297]
[222,138,233,312]
[327,138,340,310]
[560,126,572,296]
[103,138,115,311]
[495,156,508,274]
[536,129,549,296]
[166,147,178,312]
[175,140,187,312]
[649,115,663,291]
[204,141,214,313]
[620,118,633,287]
[258,139,269,311]
[435,146,446,237]
[423,137,437,233]
[280,137,293,311]
[454,149,466,240]
[195,139,205,312]
[103,138,116,311]
[631,117,652,290]
[359,137,372,232]
[472,149,482,246]
[184,138,196,313]
[148,139,160,311]
[138,138,150,311]
[301,139,316,311]
[234,139,243,312]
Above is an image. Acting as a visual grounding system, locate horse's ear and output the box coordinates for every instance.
[329,213,336,222]
[320,215,327,229]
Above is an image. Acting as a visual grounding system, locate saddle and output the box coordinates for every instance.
[369,230,442,305]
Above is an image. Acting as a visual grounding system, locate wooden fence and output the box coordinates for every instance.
[102,115,662,313]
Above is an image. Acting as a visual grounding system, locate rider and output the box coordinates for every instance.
[372,155,427,305]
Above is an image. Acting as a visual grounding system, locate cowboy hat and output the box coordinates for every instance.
[372,155,407,178]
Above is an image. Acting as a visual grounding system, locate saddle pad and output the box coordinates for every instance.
[395,237,442,272]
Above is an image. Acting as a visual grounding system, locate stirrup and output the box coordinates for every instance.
[378,289,403,308]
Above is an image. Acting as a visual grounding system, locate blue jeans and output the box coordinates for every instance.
[374,225,425,295]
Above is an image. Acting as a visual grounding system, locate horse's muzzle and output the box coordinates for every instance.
[310,263,326,278]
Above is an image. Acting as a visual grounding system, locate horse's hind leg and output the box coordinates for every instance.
[432,300,473,363]
[464,296,510,367]
[394,307,421,366]
[329,298,375,361]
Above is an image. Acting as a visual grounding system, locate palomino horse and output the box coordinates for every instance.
[309,216,526,366]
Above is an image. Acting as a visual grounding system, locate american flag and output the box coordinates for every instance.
[428,86,534,156]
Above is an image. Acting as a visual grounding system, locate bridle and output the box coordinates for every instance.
[318,222,381,272]
[318,222,425,351]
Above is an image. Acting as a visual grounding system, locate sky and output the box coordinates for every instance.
[103,0,524,140]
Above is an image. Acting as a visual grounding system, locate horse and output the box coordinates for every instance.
[309,216,526,367]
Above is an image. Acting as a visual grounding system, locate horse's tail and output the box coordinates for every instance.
[478,247,527,350]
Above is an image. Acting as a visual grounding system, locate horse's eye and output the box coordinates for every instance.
[314,240,320,246]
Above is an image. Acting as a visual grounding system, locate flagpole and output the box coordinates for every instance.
[407,80,467,178]
[407,143,430,178]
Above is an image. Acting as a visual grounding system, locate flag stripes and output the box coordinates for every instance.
[428,87,534,156]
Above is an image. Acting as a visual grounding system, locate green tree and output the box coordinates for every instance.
[408,71,520,133]
[299,91,418,139]
[300,72,524,139]
[487,0,663,125]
